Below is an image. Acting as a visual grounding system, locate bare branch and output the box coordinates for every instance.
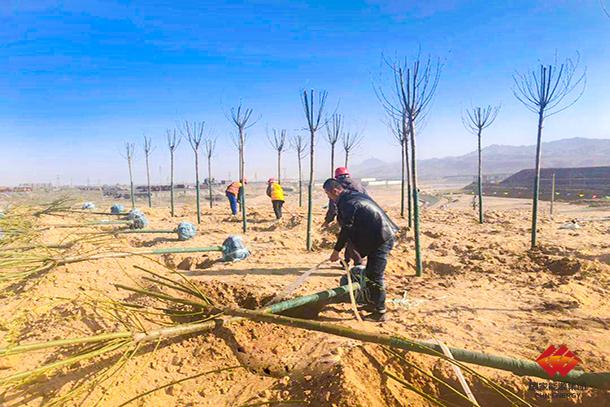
[325,113,342,146]
[512,53,586,118]
[268,128,287,153]
[180,120,206,152]
[290,134,308,159]
[301,89,328,134]
[166,129,181,152]
[342,130,364,155]
[204,137,216,159]
[461,105,501,135]
[143,136,155,156]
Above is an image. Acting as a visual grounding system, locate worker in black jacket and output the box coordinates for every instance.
[323,178,398,322]
[322,167,368,266]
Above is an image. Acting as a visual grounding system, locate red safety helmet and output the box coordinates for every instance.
[267,177,276,184]
[334,167,350,178]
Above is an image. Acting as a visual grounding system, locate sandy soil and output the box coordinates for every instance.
[0,185,609,406]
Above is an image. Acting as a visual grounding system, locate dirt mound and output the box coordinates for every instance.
[195,280,275,309]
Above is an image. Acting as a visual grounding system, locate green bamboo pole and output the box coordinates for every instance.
[49,220,133,228]
[531,110,544,248]
[550,172,555,217]
[409,120,423,276]
[240,184,247,233]
[110,229,176,235]
[195,150,201,225]
[223,308,610,389]
[477,128,484,224]
[65,210,127,216]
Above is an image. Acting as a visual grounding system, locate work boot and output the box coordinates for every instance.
[357,304,376,313]
[363,311,386,323]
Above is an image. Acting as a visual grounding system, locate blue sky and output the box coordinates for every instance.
[1,0,609,185]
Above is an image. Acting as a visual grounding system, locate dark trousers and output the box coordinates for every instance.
[365,239,394,313]
[227,192,238,215]
[272,200,284,219]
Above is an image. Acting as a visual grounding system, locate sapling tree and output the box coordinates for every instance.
[181,121,206,224]
[122,143,136,209]
[204,137,216,208]
[301,89,328,251]
[167,129,181,217]
[325,113,342,176]
[377,54,442,276]
[290,133,308,207]
[462,105,500,224]
[268,129,287,183]
[229,103,257,233]
[513,55,585,248]
[143,136,154,208]
[341,130,364,168]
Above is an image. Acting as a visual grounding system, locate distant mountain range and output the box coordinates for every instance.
[352,138,610,180]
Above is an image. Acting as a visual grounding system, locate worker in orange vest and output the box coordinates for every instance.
[266,178,285,219]
[225,179,244,216]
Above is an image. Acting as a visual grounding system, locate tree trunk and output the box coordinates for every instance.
[208,156,213,209]
[477,129,483,224]
[531,111,544,248]
[145,154,152,208]
[344,151,349,168]
[306,129,315,251]
[170,151,175,217]
[405,132,412,229]
[239,131,247,233]
[195,151,201,224]
[277,150,281,184]
[298,156,303,207]
[330,143,335,177]
[128,157,135,209]
[400,138,405,218]
[409,119,423,276]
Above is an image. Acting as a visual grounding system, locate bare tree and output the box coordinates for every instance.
[602,0,610,17]
[301,89,328,251]
[268,129,287,183]
[290,134,308,207]
[143,136,154,208]
[386,113,412,224]
[229,103,257,233]
[377,54,442,277]
[513,55,585,248]
[326,113,342,176]
[167,129,181,217]
[204,137,217,209]
[462,105,500,224]
[181,121,206,224]
[341,130,364,168]
[122,143,136,209]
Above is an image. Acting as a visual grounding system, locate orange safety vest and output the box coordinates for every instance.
[226,181,241,196]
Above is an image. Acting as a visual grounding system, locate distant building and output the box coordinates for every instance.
[464,166,610,201]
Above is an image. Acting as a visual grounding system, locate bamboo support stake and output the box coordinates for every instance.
[220,307,610,389]
[550,172,555,217]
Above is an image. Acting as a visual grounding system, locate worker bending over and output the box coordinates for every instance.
[323,167,368,266]
[266,178,285,219]
[324,178,398,322]
[225,179,244,216]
